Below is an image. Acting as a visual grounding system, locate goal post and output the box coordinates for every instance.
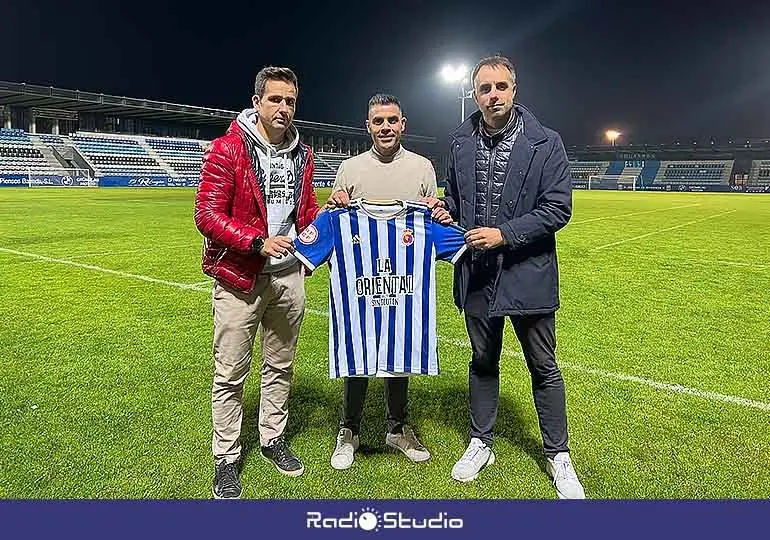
[27,167,98,188]
[587,174,639,191]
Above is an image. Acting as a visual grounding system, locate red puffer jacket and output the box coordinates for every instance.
[194,120,319,293]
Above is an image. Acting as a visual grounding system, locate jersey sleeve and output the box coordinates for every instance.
[293,210,336,271]
[432,221,468,264]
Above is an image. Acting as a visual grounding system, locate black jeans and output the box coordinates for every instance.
[464,265,569,457]
[340,377,408,435]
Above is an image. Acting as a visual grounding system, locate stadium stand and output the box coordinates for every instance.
[314,151,348,184]
[569,160,610,180]
[2,124,756,192]
[1,126,352,183]
[638,161,661,186]
[653,160,733,185]
[747,160,770,187]
[568,159,737,189]
[146,137,207,177]
[605,161,625,176]
[37,134,65,145]
[618,165,643,182]
[0,128,53,174]
[5,80,769,193]
[69,132,167,176]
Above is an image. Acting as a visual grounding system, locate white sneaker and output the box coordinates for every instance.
[330,428,359,470]
[546,452,586,499]
[451,438,495,482]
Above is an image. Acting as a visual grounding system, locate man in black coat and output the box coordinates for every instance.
[425,55,584,498]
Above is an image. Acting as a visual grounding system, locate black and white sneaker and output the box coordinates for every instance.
[212,460,242,499]
[261,437,305,477]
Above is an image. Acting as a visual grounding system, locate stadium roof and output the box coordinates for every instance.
[567,140,770,161]
[0,81,435,143]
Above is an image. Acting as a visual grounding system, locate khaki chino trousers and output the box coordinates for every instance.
[210,264,305,463]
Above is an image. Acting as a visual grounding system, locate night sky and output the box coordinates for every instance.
[3,0,769,146]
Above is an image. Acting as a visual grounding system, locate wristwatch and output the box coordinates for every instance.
[252,236,265,254]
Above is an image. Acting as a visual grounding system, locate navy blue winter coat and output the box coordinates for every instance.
[443,104,572,316]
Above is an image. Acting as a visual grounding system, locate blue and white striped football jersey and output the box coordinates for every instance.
[293,200,467,378]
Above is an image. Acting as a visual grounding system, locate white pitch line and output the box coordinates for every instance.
[570,203,702,225]
[304,309,770,413]
[703,259,769,269]
[592,210,737,251]
[188,280,214,287]
[554,363,770,412]
[66,243,196,260]
[486,342,770,411]
[0,247,206,291]
[615,254,769,271]
[67,251,126,259]
[3,247,769,413]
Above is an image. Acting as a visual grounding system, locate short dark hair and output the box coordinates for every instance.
[471,55,516,86]
[367,93,402,114]
[254,66,298,97]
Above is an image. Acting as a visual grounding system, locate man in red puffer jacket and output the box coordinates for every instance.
[194,66,320,499]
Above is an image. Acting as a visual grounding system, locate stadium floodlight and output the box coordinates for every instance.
[605,129,621,146]
[441,63,473,123]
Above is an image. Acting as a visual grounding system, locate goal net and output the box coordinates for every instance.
[26,168,97,188]
[587,174,639,191]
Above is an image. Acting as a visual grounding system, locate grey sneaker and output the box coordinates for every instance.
[546,452,586,499]
[385,425,431,462]
[451,438,495,482]
[331,428,359,470]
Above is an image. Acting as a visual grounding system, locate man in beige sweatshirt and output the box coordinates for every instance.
[325,94,451,470]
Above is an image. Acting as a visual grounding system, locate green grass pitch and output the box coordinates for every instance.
[0,187,768,498]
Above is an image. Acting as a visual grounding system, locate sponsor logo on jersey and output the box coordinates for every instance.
[298,224,319,245]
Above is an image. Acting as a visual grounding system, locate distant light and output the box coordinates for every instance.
[441,63,468,84]
[605,130,621,144]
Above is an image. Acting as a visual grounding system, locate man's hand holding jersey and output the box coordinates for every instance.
[326,191,452,225]
[325,189,351,209]
[418,196,452,225]
[420,196,506,250]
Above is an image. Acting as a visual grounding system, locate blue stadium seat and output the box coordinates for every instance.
[747,160,770,187]
[146,137,206,176]
[70,132,167,176]
[0,128,53,174]
[568,161,610,180]
[314,151,349,184]
[654,161,732,185]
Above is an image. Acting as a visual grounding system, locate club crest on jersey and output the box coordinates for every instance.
[401,228,414,246]
[298,225,319,245]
